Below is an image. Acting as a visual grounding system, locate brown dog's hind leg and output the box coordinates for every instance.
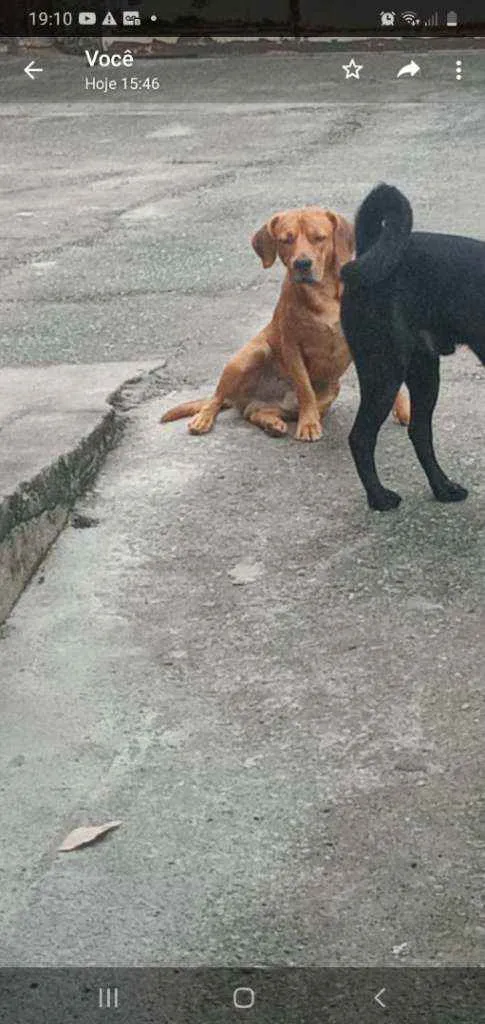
[188,396,228,434]
[243,402,288,437]
[244,384,341,439]
[392,386,411,425]
[189,330,275,435]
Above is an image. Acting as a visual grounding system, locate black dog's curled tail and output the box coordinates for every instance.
[341,183,413,287]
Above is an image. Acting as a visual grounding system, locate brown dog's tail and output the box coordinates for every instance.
[160,398,231,423]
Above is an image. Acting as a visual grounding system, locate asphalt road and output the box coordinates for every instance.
[0,49,484,998]
[0,50,484,373]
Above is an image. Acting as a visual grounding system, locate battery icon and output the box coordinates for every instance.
[446,10,458,26]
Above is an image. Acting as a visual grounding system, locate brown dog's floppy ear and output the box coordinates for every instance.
[251,215,280,268]
[328,213,355,275]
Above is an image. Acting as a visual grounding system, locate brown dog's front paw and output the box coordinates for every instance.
[295,418,322,442]
[188,412,214,434]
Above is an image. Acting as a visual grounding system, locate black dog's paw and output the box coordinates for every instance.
[433,481,469,503]
[368,487,402,511]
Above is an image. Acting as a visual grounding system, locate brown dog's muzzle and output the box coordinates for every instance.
[293,257,313,273]
[292,255,316,283]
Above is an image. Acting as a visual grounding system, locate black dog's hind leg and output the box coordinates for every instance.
[406,348,468,503]
[349,362,404,511]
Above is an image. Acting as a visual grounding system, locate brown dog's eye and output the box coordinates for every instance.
[281,235,295,245]
[314,235,327,243]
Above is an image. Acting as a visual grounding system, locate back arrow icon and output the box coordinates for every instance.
[24,61,43,80]
[374,987,386,1008]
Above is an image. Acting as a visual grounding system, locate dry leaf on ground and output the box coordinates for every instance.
[58,820,122,852]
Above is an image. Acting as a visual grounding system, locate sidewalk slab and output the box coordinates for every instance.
[0,369,482,966]
[0,361,165,625]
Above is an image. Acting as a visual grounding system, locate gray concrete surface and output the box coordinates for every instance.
[0,376,484,969]
[0,362,166,623]
[0,52,483,971]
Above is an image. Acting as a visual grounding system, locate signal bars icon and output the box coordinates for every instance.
[424,10,439,26]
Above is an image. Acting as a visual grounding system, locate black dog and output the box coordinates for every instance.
[340,184,485,511]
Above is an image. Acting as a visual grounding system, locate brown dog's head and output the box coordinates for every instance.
[251,207,354,285]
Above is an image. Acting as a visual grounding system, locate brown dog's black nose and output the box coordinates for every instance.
[293,257,313,272]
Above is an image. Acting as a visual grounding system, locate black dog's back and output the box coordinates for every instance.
[398,232,485,355]
[342,185,485,358]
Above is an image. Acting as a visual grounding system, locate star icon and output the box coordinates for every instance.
[342,58,363,79]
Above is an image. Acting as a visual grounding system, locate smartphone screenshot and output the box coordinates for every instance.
[0,2,483,1021]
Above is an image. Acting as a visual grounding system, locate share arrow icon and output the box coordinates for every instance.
[397,59,420,77]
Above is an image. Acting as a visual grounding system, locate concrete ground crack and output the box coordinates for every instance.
[0,361,169,625]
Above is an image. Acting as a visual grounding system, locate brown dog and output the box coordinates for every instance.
[160,207,410,439]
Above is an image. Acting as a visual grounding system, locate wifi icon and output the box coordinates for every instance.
[401,10,420,25]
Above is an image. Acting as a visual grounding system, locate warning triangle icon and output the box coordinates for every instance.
[102,11,117,26]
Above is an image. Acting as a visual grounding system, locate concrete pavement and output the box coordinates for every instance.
[0,367,483,969]
[0,362,166,623]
